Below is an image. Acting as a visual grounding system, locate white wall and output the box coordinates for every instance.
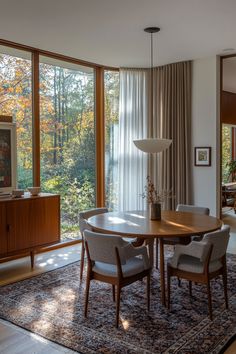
[192,56,219,216]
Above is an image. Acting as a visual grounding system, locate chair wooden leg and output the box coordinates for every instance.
[155,239,159,269]
[112,285,116,302]
[189,281,192,297]
[116,285,121,328]
[147,274,150,311]
[167,268,171,309]
[207,279,213,320]
[84,276,90,317]
[222,270,229,309]
[178,278,181,287]
[159,238,166,306]
[146,239,154,268]
[80,241,85,282]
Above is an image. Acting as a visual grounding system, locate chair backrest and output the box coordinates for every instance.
[84,230,126,265]
[176,204,210,215]
[79,207,108,236]
[203,225,230,261]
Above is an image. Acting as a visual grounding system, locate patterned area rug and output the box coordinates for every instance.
[0,254,236,354]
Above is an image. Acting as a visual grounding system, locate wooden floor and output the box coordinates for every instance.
[0,215,236,354]
[0,319,77,354]
[0,244,81,286]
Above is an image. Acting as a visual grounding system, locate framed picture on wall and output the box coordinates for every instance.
[194,147,211,166]
[0,123,17,194]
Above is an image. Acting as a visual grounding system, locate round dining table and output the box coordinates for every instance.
[87,210,222,306]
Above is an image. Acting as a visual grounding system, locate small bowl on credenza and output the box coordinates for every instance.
[12,189,24,198]
[28,187,41,196]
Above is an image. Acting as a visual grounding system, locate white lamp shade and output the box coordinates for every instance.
[133,138,172,153]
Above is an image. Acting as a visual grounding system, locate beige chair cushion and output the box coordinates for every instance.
[93,257,145,278]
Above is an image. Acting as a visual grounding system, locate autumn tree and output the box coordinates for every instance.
[0,52,120,239]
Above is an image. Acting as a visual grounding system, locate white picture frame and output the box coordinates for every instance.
[0,123,17,194]
[194,147,211,167]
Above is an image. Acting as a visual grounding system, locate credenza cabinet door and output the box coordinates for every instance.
[0,203,7,255]
[6,200,31,253]
[29,196,60,247]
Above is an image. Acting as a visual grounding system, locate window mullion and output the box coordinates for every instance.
[95,67,105,207]
[32,51,40,187]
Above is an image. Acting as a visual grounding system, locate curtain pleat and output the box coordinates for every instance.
[152,61,192,209]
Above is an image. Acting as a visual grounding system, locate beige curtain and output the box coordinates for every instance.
[151,61,192,209]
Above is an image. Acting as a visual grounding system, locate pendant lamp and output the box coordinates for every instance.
[133,27,172,153]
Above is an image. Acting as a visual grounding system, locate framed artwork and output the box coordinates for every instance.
[0,123,17,194]
[194,147,211,167]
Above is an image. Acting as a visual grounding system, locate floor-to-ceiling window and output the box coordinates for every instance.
[0,40,120,244]
[0,45,33,188]
[104,70,119,210]
[39,56,95,241]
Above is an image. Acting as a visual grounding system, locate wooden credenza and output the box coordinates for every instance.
[0,193,60,267]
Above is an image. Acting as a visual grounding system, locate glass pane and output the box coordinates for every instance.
[104,70,119,210]
[222,124,232,183]
[39,56,95,241]
[0,46,32,188]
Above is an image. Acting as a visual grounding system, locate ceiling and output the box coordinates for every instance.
[1,0,236,67]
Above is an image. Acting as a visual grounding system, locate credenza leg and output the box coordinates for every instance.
[30,250,35,268]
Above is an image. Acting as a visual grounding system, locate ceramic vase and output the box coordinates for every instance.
[149,203,161,220]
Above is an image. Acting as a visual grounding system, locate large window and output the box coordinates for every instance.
[0,46,32,188]
[0,40,120,244]
[40,56,95,241]
[104,70,120,210]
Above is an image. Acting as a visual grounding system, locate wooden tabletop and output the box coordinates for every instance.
[87,210,222,239]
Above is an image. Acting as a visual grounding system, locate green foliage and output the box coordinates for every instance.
[226,160,236,182]
[43,175,94,224]
[39,62,96,238]
[222,125,232,183]
[104,71,120,210]
[0,52,120,240]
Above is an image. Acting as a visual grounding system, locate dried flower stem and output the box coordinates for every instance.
[141,176,173,204]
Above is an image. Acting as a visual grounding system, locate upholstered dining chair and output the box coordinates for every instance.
[79,208,108,281]
[167,225,230,320]
[79,208,138,282]
[84,230,151,328]
[155,204,210,269]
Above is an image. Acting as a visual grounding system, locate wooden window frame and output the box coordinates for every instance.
[0,39,119,208]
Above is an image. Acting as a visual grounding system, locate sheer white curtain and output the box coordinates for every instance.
[118,69,148,211]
